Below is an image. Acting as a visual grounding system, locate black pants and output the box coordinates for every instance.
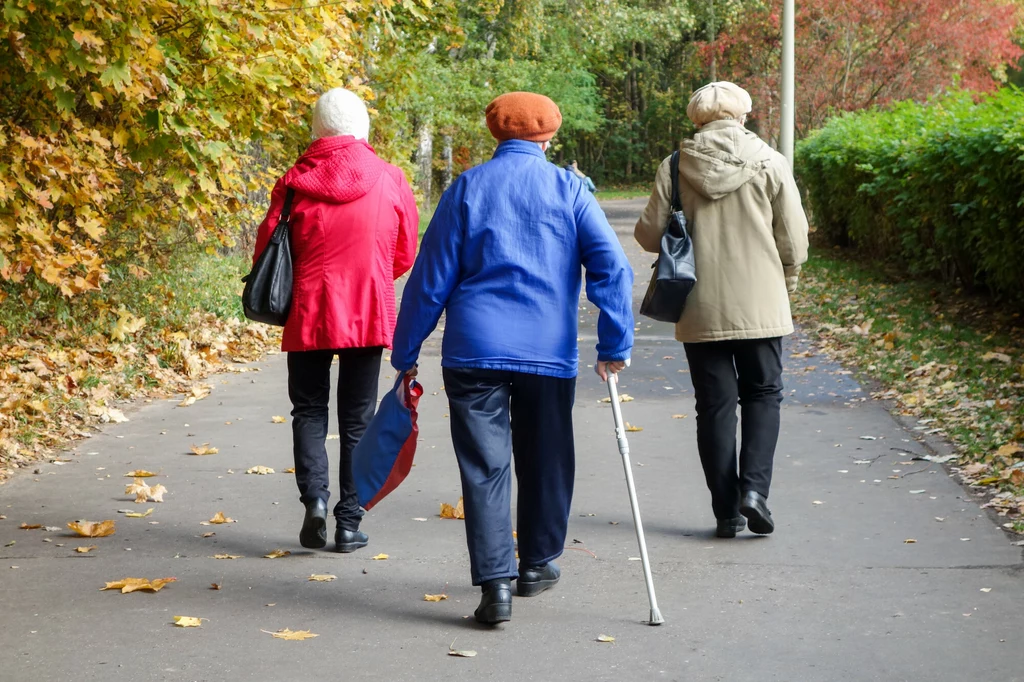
[287,347,382,530]
[443,368,577,586]
[683,338,784,520]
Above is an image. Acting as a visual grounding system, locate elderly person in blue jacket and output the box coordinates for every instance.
[391,92,634,625]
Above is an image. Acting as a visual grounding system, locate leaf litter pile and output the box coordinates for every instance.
[794,254,1024,529]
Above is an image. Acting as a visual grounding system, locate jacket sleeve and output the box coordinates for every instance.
[770,159,810,293]
[634,156,673,253]
[390,185,464,372]
[392,169,420,279]
[252,178,288,266]
[576,190,635,363]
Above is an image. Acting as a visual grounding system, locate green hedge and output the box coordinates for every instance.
[797,89,1024,301]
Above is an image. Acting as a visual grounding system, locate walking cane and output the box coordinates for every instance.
[607,373,665,626]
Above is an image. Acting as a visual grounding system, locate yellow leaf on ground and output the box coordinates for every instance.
[67,520,115,537]
[271,416,287,423]
[123,470,156,477]
[75,545,97,553]
[625,422,643,432]
[19,523,42,530]
[125,478,166,503]
[283,468,296,474]
[213,554,242,560]
[596,634,616,643]
[424,594,448,602]
[246,466,274,475]
[148,484,167,503]
[981,352,1012,364]
[264,549,290,559]
[207,512,234,525]
[125,508,154,518]
[448,638,477,657]
[371,553,389,560]
[101,577,176,593]
[904,539,917,544]
[190,443,219,456]
[996,443,1022,458]
[262,628,318,640]
[309,574,337,582]
[672,414,687,419]
[173,616,204,627]
[440,497,465,520]
[202,532,216,538]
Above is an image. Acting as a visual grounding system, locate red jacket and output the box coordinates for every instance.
[253,136,419,352]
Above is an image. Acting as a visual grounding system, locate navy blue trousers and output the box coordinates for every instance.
[288,347,382,530]
[443,368,576,586]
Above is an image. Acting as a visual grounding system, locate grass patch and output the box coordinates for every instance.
[794,248,1024,523]
[597,185,651,201]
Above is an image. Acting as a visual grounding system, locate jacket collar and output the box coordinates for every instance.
[493,139,547,159]
[302,135,375,159]
[697,119,746,133]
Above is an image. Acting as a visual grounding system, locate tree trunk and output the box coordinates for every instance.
[707,0,717,81]
[416,121,433,212]
[440,134,453,193]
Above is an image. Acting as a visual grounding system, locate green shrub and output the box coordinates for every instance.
[797,89,1024,302]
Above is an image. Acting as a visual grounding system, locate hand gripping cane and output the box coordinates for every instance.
[607,374,665,625]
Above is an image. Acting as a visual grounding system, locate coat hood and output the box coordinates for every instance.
[679,120,774,201]
[285,136,384,204]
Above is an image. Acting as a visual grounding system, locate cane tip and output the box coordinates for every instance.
[648,608,665,626]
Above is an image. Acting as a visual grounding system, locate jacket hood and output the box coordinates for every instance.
[285,136,384,204]
[679,120,774,201]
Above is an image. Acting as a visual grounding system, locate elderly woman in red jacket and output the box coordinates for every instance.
[252,88,419,553]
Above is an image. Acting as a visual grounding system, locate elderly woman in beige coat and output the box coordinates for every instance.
[635,81,809,538]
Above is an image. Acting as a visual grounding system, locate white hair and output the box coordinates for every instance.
[311,88,370,141]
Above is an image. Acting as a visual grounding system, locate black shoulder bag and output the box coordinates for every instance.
[241,188,295,326]
[639,150,696,323]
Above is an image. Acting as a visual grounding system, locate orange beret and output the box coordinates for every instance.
[485,92,562,142]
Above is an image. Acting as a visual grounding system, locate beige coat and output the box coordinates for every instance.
[635,120,809,343]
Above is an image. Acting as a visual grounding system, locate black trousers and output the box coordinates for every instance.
[443,368,577,586]
[287,347,382,530]
[683,338,784,520]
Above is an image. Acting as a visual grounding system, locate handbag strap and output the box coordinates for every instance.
[278,188,296,225]
[669,150,682,213]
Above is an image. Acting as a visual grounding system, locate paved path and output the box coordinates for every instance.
[1,199,1021,682]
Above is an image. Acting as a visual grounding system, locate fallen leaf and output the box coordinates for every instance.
[282,468,296,474]
[67,520,115,537]
[600,393,634,404]
[424,593,448,601]
[246,466,275,475]
[624,422,643,432]
[207,512,234,525]
[412,517,428,522]
[213,554,243,560]
[596,635,616,643]
[371,553,389,560]
[262,628,318,641]
[440,497,465,520]
[448,638,477,657]
[264,549,290,559]
[3,541,13,547]
[309,574,337,582]
[210,583,221,590]
[671,414,687,419]
[173,616,204,628]
[202,532,216,538]
[124,508,154,518]
[909,490,926,495]
[980,587,992,593]
[904,539,917,544]
[995,443,1022,458]
[981,352,1012,364]
[101,577,176,593]
[19,523,42,530]
[271,416,288,424]
[189,443,219,456]
[75,545,98,553]
[123,470,156,477]
[125,478,166,503]
[812,500,824,505]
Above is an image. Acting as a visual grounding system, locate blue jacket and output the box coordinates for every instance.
[391,140,634,379]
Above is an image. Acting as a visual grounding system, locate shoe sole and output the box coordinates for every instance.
[516,578,559,598]
[716,528,739,538]
[299,516,327,549]
[475,603,512,624]
[335,540,368,553]
[739,503,775,535]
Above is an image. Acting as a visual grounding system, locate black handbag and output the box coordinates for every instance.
[241,188,295,326]
[640,150,696,323]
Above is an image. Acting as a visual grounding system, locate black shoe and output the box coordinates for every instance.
[740,491,775,535]
[517,561,561,597]
[716,516,747,538]
[475,579,512,624]
[335,528,368,553]
[299,499,328,549]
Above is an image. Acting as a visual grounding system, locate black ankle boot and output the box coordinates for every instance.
[716,516,747,538]
[335,528,369,553]
[517,561,561,597]
[299,499,327,549]
[475,579,512,624]
[740,490,775,535]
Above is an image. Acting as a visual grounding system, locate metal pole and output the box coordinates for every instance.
[780,0,796,165]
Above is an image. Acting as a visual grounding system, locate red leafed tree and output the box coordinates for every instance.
[711,0,1022,141]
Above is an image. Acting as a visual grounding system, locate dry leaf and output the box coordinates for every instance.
[173,616,204,628]
[202,532,216,538]
[246,466,275,475]
[448,638,477,657]
[981,352,1012,364]
[207,512,234,524]
[904,539,917,544]
[213,554,243,560]
[309,574,337,582]
[264,549,290,559]
[371,553,389,560]
[190,443,219,456]
[625,422,643,432]
[671,414,687,419]
[123,470,156,477]
[101,577,176,593]
[996,443,1023,458]
[210,583,221,590]
[440,497,465,520]
[424,594,448,602]
[283,468,296,474]
[125,508,154,518]
[67,520,115,537]
[600,393,634,403]
[596,635,616,643]
[125,478,166,503]
[19,523,42,530]
[271,416,287,424]
[75,545,97,553]
[262,628,318,641]
[980,587,993,593]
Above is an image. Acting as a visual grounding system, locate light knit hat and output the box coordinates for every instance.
[311,88,370,141]
[686,81,753,127]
